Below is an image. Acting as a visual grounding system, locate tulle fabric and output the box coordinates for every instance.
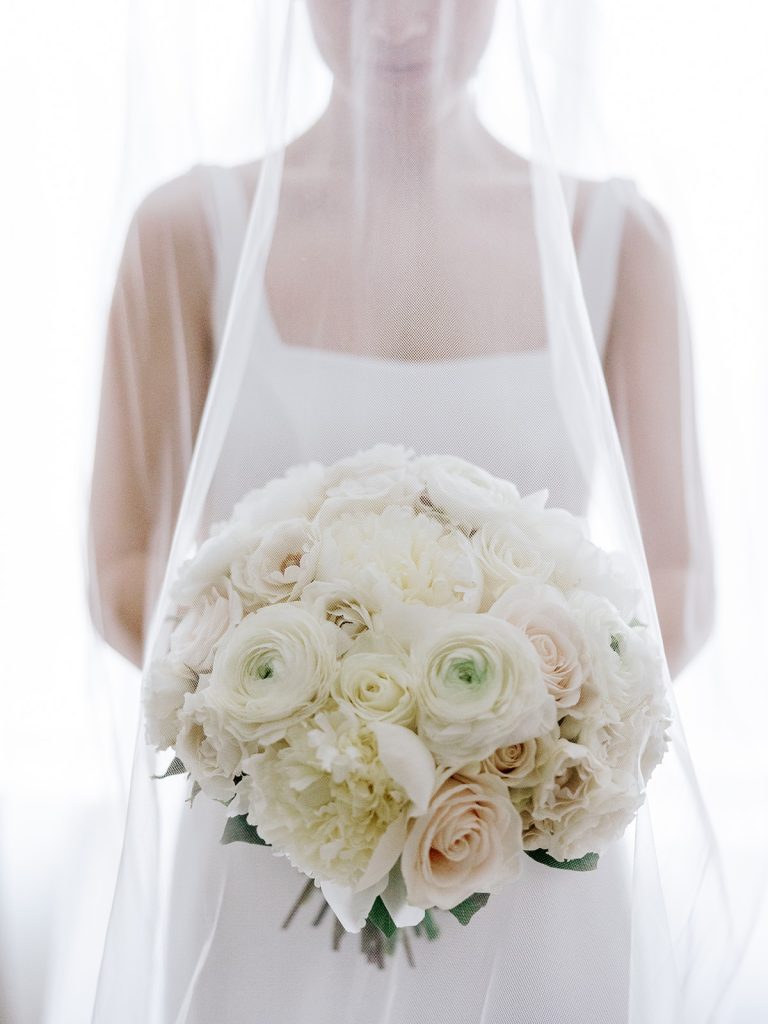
[86,2,749,1021]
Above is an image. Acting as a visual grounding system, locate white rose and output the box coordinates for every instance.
[471,519,557,607]
[142,655,197,750]
[170,521,252,606]
[316,505,484,612]
[411,611,557,766]
[519,738,643,861]
[169,579,243,674]
[400,769,524,910]
[415,454,521,530]
[207,604,338,747]
[230,517,320,606]
[230,460,327,529]
[332,632,418,728]
[240,703,435,891]
[567,590,666,721]
[515,498,640,619]
[477,727,561,792]
[489,582,589,710]
[322,444,423,509]
[175,689,246,802]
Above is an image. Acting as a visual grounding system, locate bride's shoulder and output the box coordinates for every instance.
[567,170,677,275]
[122,163,221,281]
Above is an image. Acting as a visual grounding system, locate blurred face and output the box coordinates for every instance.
[306,0,497,104]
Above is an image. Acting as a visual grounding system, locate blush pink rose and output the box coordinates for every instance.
[400,770,524,910]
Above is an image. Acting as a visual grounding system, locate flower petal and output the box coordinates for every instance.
[369,719,436,816]
[380,860,426,927]
[355,812,408,892]
[319,873,389,934]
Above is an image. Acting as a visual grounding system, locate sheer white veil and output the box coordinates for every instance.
[83,2,766,1022]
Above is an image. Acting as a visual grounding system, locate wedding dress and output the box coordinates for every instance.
[157,162,636,1024]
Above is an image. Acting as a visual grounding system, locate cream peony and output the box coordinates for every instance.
[175,689,246,801]
[400,769,524,910]
[299,579,377,646]
[331,632,418,728]
[411,611,557,765]
[230,516,320,606]
[241,704,435,891]
[316,505,484,612]
[415,454,521,530]
[563,694,670,785]
[517,738,642,861]
[169,579,243,674]
[206,604,338,747]
[489,581,589,710]
[143,655,197,750]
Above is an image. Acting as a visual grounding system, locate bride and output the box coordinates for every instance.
[88,2,716,1021]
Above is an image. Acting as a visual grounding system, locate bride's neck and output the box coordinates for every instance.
[297,84,493,185]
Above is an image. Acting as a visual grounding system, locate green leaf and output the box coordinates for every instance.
[220,814,271,847]
[153,756,186,780]
[366,896,397,938]
[609,633,622,656]
[186,780,202,808]
[422,908,440,940]
[448,892,490,926]
[525,848,599,872]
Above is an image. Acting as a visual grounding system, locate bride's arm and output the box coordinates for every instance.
[603,192,716,680]
[87,171,214,668]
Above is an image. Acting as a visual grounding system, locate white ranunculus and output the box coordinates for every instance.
[298,579,377,648]
[519,738,643,861]
[471,519,557,608]
[143,655,197,750]
[489,581,589,710]
[400,769,524,910]
[175,689,246,801]
[316,505,484,612]
[206,604,338,747]
[230,517,320,606]
[240,703,435,892]
[415,454,521,530]
[411,612,557,766]
[230,460,328,530]
[332,632,418,728]
[169,580,243,674]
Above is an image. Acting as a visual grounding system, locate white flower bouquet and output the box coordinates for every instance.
[145,444,672,964]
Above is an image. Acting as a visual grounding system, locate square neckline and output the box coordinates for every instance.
[204,160,621,374]
[259,287,551,373]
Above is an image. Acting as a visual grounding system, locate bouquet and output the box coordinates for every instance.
[145,444,671,965]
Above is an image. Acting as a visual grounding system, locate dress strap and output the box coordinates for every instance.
[196,163,251,350]
[576,177,631,361]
